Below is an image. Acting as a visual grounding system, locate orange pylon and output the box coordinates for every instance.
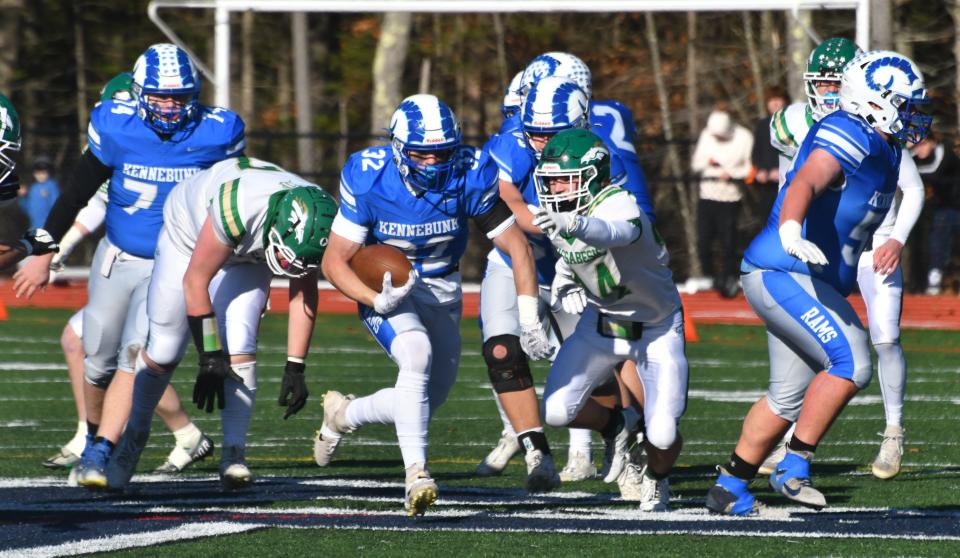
[0,293,7,321]
[683,305,698,343]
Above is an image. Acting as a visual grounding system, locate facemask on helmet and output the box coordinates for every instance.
[132,44,201,135]
[535,128,611,215]
[519,52,593,101]
[501,71,525,120]
[263,186,338,278]
[804,37,863,120]
[840,50,932,144]
[389,94,462,192]
[522,77,590,157]
[0,92,21,186]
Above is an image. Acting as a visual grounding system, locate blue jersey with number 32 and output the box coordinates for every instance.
[88,99,245,258]
[337,145,501,278]
[742,110,900,296]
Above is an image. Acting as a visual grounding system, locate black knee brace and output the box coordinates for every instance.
[483,334,533,393]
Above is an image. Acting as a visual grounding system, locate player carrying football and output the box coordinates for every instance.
[316,94,550,516]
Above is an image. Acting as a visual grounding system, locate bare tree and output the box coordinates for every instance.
[292,12,315,174]
[950,2,960,133]
[870,0,893,50]
[240,10,255,127]
[74,6,88,148]
[0,0,20,94]
[370,12,412,139]
[646,13,700,277]
[786,10,813,104]
[742,12,766,117]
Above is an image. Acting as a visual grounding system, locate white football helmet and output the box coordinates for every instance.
[519,52,592,100]
[522,77,589,144]
[389,94,461,192]
[840,50,931,144]
[501,71,524,120]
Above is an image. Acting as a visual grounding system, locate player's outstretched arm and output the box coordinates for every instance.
[499,179,542,235]
[321,232,378,307]
[279,269,319,419]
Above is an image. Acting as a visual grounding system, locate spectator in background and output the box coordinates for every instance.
[689,108,754,297]
[19,157,59,230]
[751,88,789,211]
[912,133,960,294]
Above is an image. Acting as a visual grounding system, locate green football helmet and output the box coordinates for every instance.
[100,72,134,103]
[0,92,22,185]
[263,186,338,278]
[804,37,862,119]
[535,128,611,214]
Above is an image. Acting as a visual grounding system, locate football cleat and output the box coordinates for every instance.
[601,423,632,483]
[43,447,80,469]
[106,427,151,490]
[616,443,648,500]
[769,451,826,510]
[559,450,596,482]
[404,462,439,516]
[524,449,561,493]
[76,438,112,489]
[476,430,520,477]
[638,467,670,512]
[871,425,904,480]
[705,466,764,516]
[758,438,788,476]
[313,390,355,467]
[220,446,253,490]
[155,433,215,473]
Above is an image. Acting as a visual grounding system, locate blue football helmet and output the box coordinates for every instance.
[389,94,462,192]
[131,44,201,135]
[501,71,524,120]
[522,77,589,153]
[519,52,592,101]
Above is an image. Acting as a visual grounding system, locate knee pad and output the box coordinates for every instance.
[765,392,803,423]
[83,360,115,389]
[645,415,677,451]
[542,395,573,428]
[483,335,532,394]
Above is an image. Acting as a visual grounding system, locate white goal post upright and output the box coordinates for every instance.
[147,0,870,110]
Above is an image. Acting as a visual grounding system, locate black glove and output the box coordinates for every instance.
[21,228,59,256]
[187,312,241,413]
[278,359,308,419]
[192,349,241,413]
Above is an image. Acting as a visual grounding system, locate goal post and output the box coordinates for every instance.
[147,0,870,109]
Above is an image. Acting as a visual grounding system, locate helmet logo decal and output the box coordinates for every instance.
[865,56,919,92]
[581,146,607,165]
[290,199,308,243]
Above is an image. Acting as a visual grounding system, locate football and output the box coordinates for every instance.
[349,244,412,292]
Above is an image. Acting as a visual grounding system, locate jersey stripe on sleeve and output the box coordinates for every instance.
[218,178,245,244]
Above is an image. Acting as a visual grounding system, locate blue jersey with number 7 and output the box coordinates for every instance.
[88,99,245,258]
[742,110,900,296]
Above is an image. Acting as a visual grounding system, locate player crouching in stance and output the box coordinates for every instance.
[105,157,336,491]
[535,129,689,512]
[705,50,931,515]
[317,94,549,516]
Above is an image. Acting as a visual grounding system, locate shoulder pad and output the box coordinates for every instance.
[341,146,392,197]
[90,99,139,129]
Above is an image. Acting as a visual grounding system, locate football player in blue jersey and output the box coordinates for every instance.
[705,50,931,515]
[499,71,524,127]
[40,73,214,477]
[315,94,550,516]
[13,44,245,488]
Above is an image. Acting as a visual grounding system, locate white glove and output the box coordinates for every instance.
[517,294,555,360]
[373,269,418,315]
[530,204,577,240]
[550,272,587,315]
[779,220,828,266]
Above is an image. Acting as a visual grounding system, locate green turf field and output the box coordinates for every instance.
[0,308,958,557]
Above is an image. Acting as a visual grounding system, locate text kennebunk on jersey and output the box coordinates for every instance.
[122,163,201,183]
[377,218,459,238]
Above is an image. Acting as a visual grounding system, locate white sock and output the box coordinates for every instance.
[345,388,396,428]
[875,342,906,427]
[65,420,88,456]
[221,361,257,449]
[390,332,432,468]
[173,422,202,449]
[567,428,593,455]
[128,354,173,433]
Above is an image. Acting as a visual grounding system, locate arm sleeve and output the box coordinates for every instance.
[570,214,642,248]
[889,153,925,245]
[43,150,113,241]
[473,199,516,239]
[73,190,107,233]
